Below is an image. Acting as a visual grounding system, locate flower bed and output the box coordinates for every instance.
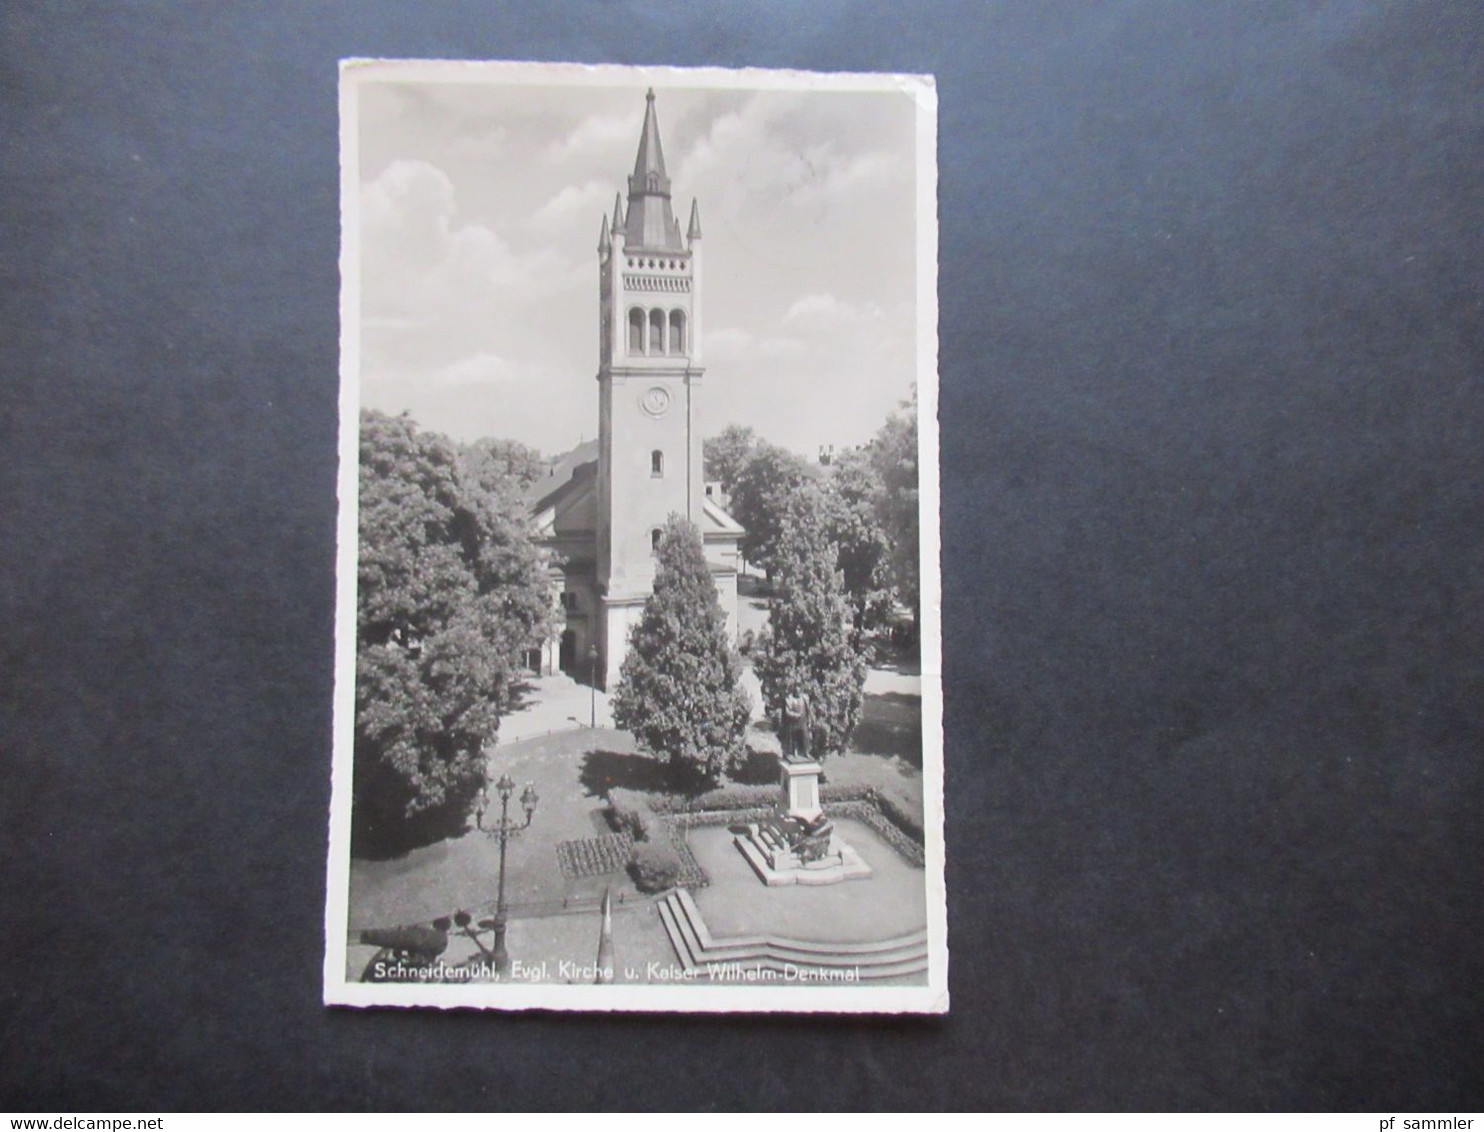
[555,832,634,879]
[662,820,711,889]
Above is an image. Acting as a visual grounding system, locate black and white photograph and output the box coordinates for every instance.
[325,60,945,1012]
[8,1,1482,1111]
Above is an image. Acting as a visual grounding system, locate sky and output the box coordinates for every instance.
[352,72,923,457]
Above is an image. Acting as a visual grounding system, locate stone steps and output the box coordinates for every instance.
[657,888,928,983]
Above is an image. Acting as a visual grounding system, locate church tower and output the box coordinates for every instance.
[594,89,710,687]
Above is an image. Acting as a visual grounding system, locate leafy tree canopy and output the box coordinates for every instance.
[753,484,868,757]
[703,424,757,494]
[728,442,812,576]
[611,516,752,784]
[870,389,920,618]
[354,411,552,853]
[819,447,895,638]
[461,436,546,492]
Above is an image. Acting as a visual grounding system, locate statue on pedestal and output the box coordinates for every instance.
[731,684,873,886]
[782,691,811,761]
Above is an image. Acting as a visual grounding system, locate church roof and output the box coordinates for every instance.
[701,496,744,538]
[527,437,744,544]
[522,439,598,513]
[623,90,685,252]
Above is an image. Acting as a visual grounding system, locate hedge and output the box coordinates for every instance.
[648,783,779,815]
[649,782,925,848]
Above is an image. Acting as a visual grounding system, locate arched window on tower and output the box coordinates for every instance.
[651,450,664,477]
[669,310,686,354]
[628,308,645,354]
[650,528,663,553]
[649,309,665,355]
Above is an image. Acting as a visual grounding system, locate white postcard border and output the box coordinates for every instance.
[324,57,946,1014]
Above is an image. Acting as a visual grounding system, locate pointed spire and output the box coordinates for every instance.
[598,213,611,253]
[624,89,682,250]
[630,88,669,187]
[611,192,624,234]
[687,198,702,241]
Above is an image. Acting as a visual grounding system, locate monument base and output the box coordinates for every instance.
[781,758,823,821]
[733,822,873,887]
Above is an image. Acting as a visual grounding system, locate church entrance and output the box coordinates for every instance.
[559,629,577,672]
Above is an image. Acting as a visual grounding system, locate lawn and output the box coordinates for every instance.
[345,665,928,981]
[348,727,646,933]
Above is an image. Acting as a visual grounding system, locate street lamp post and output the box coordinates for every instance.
[589,645,599,727]
[475,773,539,977]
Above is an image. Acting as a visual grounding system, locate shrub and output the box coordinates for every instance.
[820,782,872,804]
[649,783,780,814]
[872,789,924,844]
[607,788,655,842]
[628,841,682,893]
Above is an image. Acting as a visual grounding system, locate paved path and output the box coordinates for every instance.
[503,647,919,742]
[499,671,613,741]
[348,662,925,934]
[349,726,639,931]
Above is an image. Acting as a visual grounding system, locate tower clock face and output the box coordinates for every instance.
[639,385,671,418]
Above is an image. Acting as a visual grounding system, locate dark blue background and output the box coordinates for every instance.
[2,0,1481,1111]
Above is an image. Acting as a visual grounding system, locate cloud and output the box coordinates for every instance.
[673,93,908,227]
[702,292,915,454]
[706,326,807,361]
[355,85,921,458]
[783,292,885,326]
[427,351,520,388]
[361,158,584,323]
[543,113,636,164]
[526,180,615,236]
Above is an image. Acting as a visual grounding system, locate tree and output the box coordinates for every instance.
[702,424,757,494]
[820,447,894,638]
[461,437,545,492]
[354,410,552,853]
[728,442,811,576]
[753,485,868,757]
[870,390,920,618]
[610,516,752,784]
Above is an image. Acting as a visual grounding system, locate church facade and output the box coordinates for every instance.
[526,91,744,689]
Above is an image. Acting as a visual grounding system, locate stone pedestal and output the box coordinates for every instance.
[732,757,872,887]
[782,759,822,821]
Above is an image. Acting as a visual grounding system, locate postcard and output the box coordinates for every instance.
[325,59,944,1012]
